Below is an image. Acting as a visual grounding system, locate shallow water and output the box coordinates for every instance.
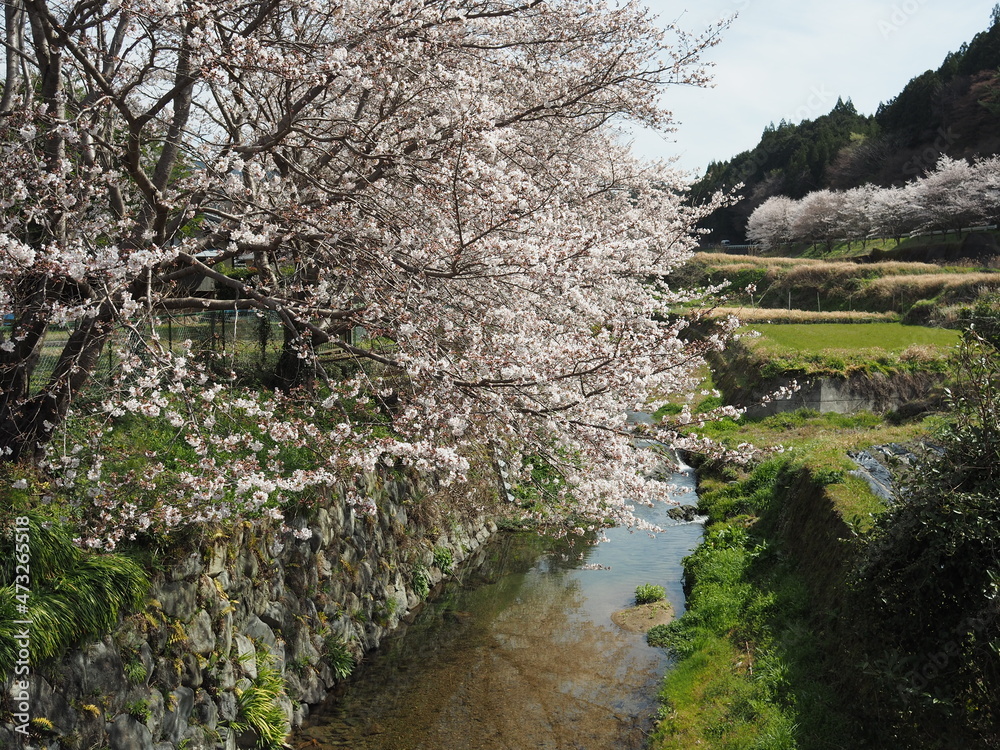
[298,465,702,750]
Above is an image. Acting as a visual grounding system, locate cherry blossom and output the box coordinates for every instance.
[0,0,736,544]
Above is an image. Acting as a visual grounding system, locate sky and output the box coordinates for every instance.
[629,0,996,175]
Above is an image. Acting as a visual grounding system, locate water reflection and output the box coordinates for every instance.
[298,470,702,750]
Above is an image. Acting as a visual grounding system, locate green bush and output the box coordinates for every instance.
[646,623,674,648]
[0,513,149,673]
[635,583,666,604]
[230,654,290,750]
[433,546,454,575]
[412,566,431,599]
[125,699,150,722]
[849,331,1000,743]
[902,298,938,326]
[323,635,355,681]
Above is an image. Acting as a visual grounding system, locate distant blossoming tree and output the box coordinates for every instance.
[746,196,798,251]
[744,154,1000,250]
[0,0,733,545]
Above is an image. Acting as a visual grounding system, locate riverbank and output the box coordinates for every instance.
[646,410,931,748]
[648,456,858,749]
[0,468,500,750]
[649,383,1000,749]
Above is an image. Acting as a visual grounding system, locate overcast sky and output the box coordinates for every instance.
[629,0,996,175]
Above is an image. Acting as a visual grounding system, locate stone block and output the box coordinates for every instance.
[260,602,287,631]
[156,580,198,620]
[193,690,219,730]
[187,609,216,655]
[180,652,203,689]
[206,542,227,577]
[218,691,239,722]
[27,675,76,736]
[107,714,154,750]
[234,634,257,679]
[161,687,194,745]
[145,687,165,738]
[82,639,125,701]
[243,615,277,653]
[217,609,234,659]
[169,552,204,581]
[208,658,237,692]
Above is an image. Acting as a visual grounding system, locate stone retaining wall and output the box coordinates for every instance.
[1,471,497,750]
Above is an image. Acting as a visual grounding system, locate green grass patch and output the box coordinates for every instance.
[714,323,958,396]
[0,512,149,673]
[635,583,666,604]
[689,409,935,526]
[650,458,857,750]
[748,322,960,355]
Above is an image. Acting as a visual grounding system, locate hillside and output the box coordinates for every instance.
[692,7,1000,244]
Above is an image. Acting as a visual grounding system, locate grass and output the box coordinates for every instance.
[707,307,899,324]
[230,653,290,750]
[865,272,1000,305]
[800,231,1000,260]
[0,511,150,673]
[717,322,960,391]
[747,322,960,354]
[650,458,847,750]
[323,634,356,680]
[635,583,666,604]
[676,253,1000,315]
[688,409,937,527]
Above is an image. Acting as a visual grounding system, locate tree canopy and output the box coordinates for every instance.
[0,0,734,545]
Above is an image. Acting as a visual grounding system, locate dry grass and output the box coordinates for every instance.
[681,253,1000,316]
[780,261,951,287]
[866,273,1000,300]
[692,252,821,269]
[708,307,899,324]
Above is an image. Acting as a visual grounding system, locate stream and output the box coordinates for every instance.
[297,460,703,750]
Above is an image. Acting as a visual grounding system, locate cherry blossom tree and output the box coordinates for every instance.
[968,155,1000,226]
[746,196,799,251]
[836,184,878,248]
[909,156,988,235]
[789,189,847,251]
[0,0,734,543]
[867,185,921,245]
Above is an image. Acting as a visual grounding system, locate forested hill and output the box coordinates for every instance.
[692,7,1000,243]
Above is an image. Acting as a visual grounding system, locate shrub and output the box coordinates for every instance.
[433,546,454,575]
[230,654,290,750]
[412,566,431,599]
[850,331,1000,742]
[902,298,937,325]
[635,583,666,604]
[646,623,674,648]
[0,513,149,673]
[323,635,355,681]
[125,699,150,722]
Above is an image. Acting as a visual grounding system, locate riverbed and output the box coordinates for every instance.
[297,463,702,750]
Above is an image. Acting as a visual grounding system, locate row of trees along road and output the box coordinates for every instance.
[746,155,1000,252]
[0,0,741,547]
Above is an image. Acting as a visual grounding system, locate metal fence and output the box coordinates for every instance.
[20,311,288,395]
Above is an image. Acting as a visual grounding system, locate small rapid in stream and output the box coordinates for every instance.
[298,459,703,750]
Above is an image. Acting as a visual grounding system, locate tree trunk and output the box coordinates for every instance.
[0,312,112,462]
[271,325,316,393]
